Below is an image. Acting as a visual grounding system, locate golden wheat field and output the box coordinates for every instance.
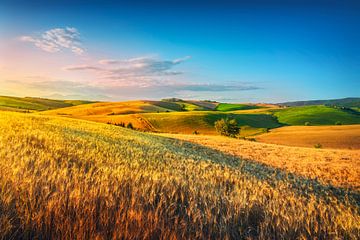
[255,125,360,149]
[160,133,360,191]
[0,111,360,239]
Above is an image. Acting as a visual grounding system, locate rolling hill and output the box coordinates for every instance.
[0,95,93,112]
[41,98,360,139]
[255,125,360,149]
[44,100,281,135]
[2,95,359,143]
[279,97,360,108]
[0,111,359,239]
[215,103,262,111]
[45,100,177,116]
[272,105,360,126]
[143,111,281,135]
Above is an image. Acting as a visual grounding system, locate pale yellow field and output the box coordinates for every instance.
[255,125,360,149]
[41,100,170,130]
[43,100,170,116]
[159,133,360,190]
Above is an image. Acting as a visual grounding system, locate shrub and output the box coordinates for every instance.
[126,122,134,129]
[335,121,342,125]
[181,104,186,111]
[193,130,199,135]
[214,118,240,137]
[314,143,322,148]
[304,122,310,126]
[115,122,125,127]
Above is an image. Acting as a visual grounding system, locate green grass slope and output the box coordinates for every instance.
[273,105,360,125]
[279,97,360,108]
[0,111,359,239]
[0,96,93,111]
[159,99,211,111]
[152,100,207,111]
[216,103,261,111]
[143,111,281,134]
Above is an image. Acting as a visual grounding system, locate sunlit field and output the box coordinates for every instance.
[0,111,359,239]
[42,100,282,136]
[255,125,360,149]
[2,0,360,238]
[160,133,360,190]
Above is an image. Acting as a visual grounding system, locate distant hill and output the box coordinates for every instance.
[215,103,261,111]
[0,96,94,112]
[278,97,360,108]
[272,105,360,126]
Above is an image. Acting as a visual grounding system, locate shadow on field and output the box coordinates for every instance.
[158,135,360,206]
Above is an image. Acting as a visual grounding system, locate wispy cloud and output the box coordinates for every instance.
[1,75,260,101]
[64,56,191,87]
[176,84,260,92]
[59,55,261,98]
[19,27,84,55]
[62,65,102,71]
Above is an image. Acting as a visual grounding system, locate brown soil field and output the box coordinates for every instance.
[255,125,360,149]
[159,133,360,191]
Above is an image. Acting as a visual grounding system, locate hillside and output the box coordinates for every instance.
[42,99,360,139]
[0,95,93,112]
[44,102,281,135]
[215,103,262,111]
[255,125,360,149]
[45,100,177,116]
[272,105,360,126]
[0,111,359,239]
[279,97,360,108]
[143,111,280,135]
[160,133,360,190]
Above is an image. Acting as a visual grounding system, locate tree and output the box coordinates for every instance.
[126,122,134,129]
[214,118,240,137]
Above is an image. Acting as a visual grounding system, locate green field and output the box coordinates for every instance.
[0,96,93,111]
[152,100,207,111]
[272,105,360,126]
[279,97,360,108]
[351,107,360,113]
[143,111,281,134]
[215,103,261,111]
[158,99,211,111]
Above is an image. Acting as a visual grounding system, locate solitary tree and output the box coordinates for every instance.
[126,122,134,129]
[214,118,240,137]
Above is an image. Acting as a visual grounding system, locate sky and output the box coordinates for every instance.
[0,0,359,103]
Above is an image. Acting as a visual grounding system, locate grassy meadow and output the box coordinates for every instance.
[215,103,261,111]
[0,111,359,239]
[272,105,360,126]
[0,96,93,112]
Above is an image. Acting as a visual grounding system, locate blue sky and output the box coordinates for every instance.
[0,0,359,102]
